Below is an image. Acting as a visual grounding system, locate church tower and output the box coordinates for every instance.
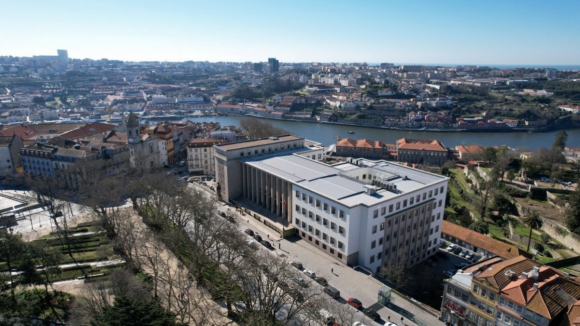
[125,112,141,144]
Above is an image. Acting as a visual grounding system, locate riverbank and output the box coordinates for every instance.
[178,113,569,133]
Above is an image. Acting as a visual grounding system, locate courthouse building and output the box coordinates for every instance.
[214,136,448,271]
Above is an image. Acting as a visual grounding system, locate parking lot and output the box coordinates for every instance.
[411,243,480,310]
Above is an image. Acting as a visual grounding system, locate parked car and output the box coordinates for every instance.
[455,262,469,269]
[443,269,457,277]
[465,253,474,260]
[291,260,303,270]
[278,280,289,290]
[347,297,363,309]
[446,244,456,251]
[459,250,468,257]
[303,269,316,279]
[384,323,398,326]
[315,276,328,286]
[288,289,305,303]
[253,234,263,242]
[452,247,462,254]
[363,308,380,321]
[261,240,273,249]
[292,277,308,287]
[247,240,258,249]
[244,229,255,236]
[323,286,340,299]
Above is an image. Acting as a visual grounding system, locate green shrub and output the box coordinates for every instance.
[534,243,545,252]
[544,250,553,258]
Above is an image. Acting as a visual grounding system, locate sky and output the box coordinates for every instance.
[2,0,580,65]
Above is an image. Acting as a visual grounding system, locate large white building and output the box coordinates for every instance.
[215,136,448,271]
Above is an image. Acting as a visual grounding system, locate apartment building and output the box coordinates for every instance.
[187,138,225,175]
[442,256,580,326]
[335,138,384,159]
[215,136,448,270]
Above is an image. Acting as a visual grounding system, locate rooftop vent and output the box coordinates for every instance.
[533,283,539,289]
[268,136,278,140]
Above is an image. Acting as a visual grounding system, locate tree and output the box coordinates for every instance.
[32,96,45,105]
[566,185,580,234]
[468,220,489,234]
[91,296,184,326]
[523,211,543,252]
[239,118,289,139]
[553,130,568,149]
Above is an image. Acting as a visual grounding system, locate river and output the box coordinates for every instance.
[174,116,580,150]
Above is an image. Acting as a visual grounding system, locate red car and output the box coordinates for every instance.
[347,297,363,309]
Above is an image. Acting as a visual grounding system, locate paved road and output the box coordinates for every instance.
[189,181,443,326]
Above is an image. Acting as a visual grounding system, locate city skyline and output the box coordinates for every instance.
[1,0,580,65]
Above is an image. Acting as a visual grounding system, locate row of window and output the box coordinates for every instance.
[295,192,347,220]
[373,186,445,218]
[239,143,301,157]
[473,284,496,302]
[295,218,344,251]
[399,150,446,156]
[496,311,531,326]
[300,231,344,260]
[294,211,346,236]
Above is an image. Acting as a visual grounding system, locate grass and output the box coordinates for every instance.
[513,224,542,241]
[536,256,556,264]
[488,223,506,239]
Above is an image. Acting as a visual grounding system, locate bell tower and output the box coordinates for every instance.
[125,112,141,144]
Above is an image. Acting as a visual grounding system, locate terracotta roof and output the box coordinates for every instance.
[456,145,484,155]
[103,131,128,144]
[442,221,524,259]
[397,138,446,151]
[524,274,580,320]
[476,256,537,290]
[337,138,383,149]
[0,125,37,140]
[60,122,116,140]
[188,138,225,147]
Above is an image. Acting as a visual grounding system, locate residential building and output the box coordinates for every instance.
[253,63,263,73]
[214,136,448,270]
[455,145,484,160]
[158,139,168,167]
[143,123,175,164]
[268,58,279,73]
[0,135,23,176]
[187,138,225,175]
[396,138,448,166]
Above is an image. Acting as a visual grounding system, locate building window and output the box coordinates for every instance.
[315,229,320,236]
[295,205,300,212]
[380,222,384,231]
[389,204,393,213]
[439,200,443,207]
[302,208,306,215]
[403,199,407,207]
[296,191,300,198]
[410,197,414,205]
[370,255,375,264]
[372,225,377,234]
[331,222,336,231]
[396,202,400,210]
[323,218,328,227]
[441,186,444,193]
[295,218,300,225]
[302,193,306,201]
[423,193,426,200]
[309,196,313,204]
[316,199,321,208]
[371,240,376,249]
[338,241,343,250]
[323,203,328,211]
[339,210,345,219]
[473,285,479,293]
[331,207,336,215]
[330,237,335,245]
[316,215,321,223]
[309,211,313,219]
[323,233,327,241]
[435,188,438,195]
[338,226,345,235]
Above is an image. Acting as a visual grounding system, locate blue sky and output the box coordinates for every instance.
[2,0,579,64]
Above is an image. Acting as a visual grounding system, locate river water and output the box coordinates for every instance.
[179,116,580,150]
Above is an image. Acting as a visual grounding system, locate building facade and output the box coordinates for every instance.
[187,138,224,175]
[215,136,448,270]
[396,138,448,166]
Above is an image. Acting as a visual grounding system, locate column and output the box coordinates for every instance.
[242,164,247,198]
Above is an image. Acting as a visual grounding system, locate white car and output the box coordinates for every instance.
[384,323,398,326]
[303,269,316,279]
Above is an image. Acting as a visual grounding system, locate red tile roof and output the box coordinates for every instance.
[397,138,446,151]
[442,221,524,259]
[337,138,383,149]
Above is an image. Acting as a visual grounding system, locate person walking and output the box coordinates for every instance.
[331,268,334,273]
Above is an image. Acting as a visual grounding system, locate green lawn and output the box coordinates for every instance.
[488,223,506,239]
[513,224,542,241]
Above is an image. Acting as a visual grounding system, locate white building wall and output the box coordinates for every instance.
[158,139,168,166]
